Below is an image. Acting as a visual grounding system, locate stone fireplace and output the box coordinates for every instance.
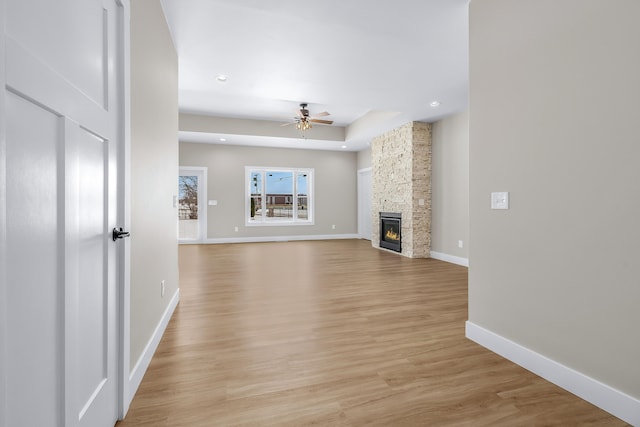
[371,122,431,258]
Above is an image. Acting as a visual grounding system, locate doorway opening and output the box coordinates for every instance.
[358,168,372,240]
[179,167,207,241]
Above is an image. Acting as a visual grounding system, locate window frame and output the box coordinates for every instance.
[245,166,314,226]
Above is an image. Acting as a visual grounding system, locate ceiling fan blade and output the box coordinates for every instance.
[311,111,330,118]
[309,119,333,125]
[280,122,295,127]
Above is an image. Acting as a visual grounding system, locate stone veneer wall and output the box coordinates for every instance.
[371,122,432,258]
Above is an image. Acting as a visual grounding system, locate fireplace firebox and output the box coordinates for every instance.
[380,212,401,253]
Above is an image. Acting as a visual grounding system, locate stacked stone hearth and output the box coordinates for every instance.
[371,122,431,258]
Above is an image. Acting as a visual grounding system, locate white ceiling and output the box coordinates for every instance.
[160,0,469,151]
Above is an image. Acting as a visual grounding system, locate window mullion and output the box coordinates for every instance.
[261,170,266,223]
[292,171,297,221]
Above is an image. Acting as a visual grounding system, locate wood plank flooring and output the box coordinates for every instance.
[117,240,628,426]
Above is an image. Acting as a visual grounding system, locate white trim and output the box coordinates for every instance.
[430,251,469,267]
[244,219,316,227]
[180,233,361,245]
[0,0,7,423]
[127,289,179,406]
[466,321,640,426]
[116,0,131,419]
[245,166,315,227]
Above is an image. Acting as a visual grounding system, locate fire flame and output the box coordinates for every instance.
[386,228,399,241]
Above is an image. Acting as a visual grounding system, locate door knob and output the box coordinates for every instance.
[112,227,131,241]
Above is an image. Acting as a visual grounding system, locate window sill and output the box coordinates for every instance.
[246,220,315,227]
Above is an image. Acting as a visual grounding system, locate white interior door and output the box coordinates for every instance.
[2,0,126,426]
[358,168,373,240]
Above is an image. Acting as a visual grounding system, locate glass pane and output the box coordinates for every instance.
[178,175,199,239]
[249,172,262,221]
[297,173,309,220]
[265,171,293,221]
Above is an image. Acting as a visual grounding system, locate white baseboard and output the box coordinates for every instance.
[430,251,469,267]
[466,321,640,426]
[189,233,361,244]
[127,289,180,405]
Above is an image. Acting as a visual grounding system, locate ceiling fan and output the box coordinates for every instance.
[282,103,334,131]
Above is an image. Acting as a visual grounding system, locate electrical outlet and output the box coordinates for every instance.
[234,226,239,232]
[332,224,336,230]
[161,280,165,298]
[458,240,464,248]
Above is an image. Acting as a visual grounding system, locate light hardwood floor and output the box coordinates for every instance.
[117,240,628,426]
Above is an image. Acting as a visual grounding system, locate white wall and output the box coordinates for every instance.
[357,147,372,170]
[179,142,358,240]
[431,111,469,262]
[130,0,179,371]
[469,0,640,421]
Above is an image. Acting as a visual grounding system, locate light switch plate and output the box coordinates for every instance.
[491,192,509,210]
[208,200,217,206]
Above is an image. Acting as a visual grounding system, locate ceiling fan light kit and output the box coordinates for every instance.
[284,103,334,137]
[297,120,312,131]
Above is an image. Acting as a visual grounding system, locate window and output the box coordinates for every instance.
[178,167,207,241]
[246,167,313,225]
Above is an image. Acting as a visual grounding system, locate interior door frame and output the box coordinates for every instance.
[0,0,8,424]
[116,0,132,418]
[357,167,372,240]
[178,166,208,243]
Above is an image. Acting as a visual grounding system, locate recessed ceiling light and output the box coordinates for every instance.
[341,145,347,149]
[219,138,226,142]
[430,101,441,108]
[215,74,228,83]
